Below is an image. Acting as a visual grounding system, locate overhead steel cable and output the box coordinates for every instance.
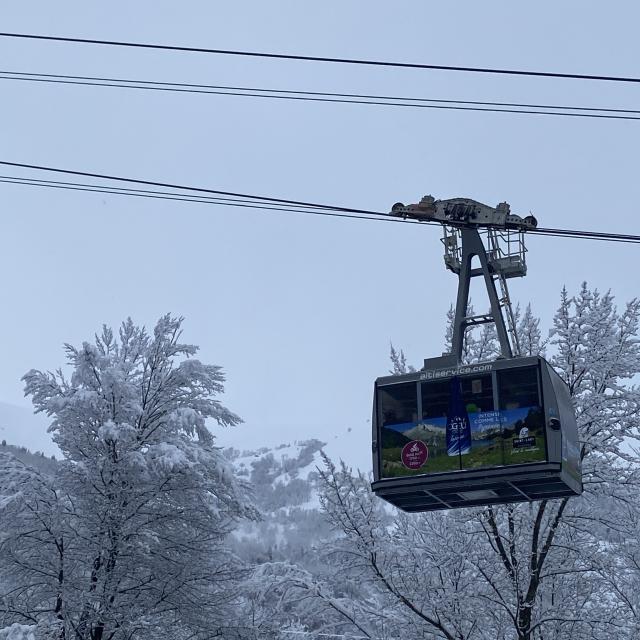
[0,175,341,211]
[0,176,420,226]
[0,160,380,216]
[2,32,640,85]
[1,161,639,244]
[2,70,639,121]
[6,174,640,244]
[531,226,640,242]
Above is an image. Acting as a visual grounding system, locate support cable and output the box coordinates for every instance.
[1,70,639,121]
[0,176,411,225]
[1,161,639,244]
[0,160,378,215]
[2,32,640,85]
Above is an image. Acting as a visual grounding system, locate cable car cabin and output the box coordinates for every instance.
[371,356,582,512]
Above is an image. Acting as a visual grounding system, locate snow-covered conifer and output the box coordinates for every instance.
[516,303,546,356]
[388,343,414,375]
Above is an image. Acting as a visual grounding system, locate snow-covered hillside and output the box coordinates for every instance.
[0,398,350,567]
[226,439,335,564]
[0,442,57,474]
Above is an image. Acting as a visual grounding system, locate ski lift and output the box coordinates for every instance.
[371,197,582,512]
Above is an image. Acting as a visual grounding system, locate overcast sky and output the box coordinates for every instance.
[2,2,639,470]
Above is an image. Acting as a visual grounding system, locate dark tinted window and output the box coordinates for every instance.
[461,374,494,413]
[379,382,418,427]
[498,367,540,410]
[421,380,449,420]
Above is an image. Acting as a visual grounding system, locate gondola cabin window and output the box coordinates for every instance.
[498,366,546,465]
[379,382,418,431]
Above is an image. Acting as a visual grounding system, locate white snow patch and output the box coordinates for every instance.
[0,624,37,640]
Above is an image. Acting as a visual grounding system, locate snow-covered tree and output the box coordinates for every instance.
[389,343,415,375]
[318,457,485,640]
[515,303,547,357]
[0,315,257,640]
[0,454,65,633]
[443,303,500,364]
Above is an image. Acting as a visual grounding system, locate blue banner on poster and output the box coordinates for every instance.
[446,376,471,456]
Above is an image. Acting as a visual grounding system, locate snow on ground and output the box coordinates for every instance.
[0,624,37,640]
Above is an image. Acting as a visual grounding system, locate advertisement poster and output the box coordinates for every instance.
[446,376,472,456]
[380,404,546,478]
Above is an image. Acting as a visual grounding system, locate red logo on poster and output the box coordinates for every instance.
[401,440,429,470]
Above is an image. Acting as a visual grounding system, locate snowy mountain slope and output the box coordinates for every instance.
[229,439,324,508]
[0,442,58,474]
[0,406,348,566]
[321,423,372,474]
[225,439,336,564]
[213,420,374,475]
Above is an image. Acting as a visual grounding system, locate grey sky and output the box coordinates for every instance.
[2,2,639,470]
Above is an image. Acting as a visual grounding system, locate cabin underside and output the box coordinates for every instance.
[372,463,581,512]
